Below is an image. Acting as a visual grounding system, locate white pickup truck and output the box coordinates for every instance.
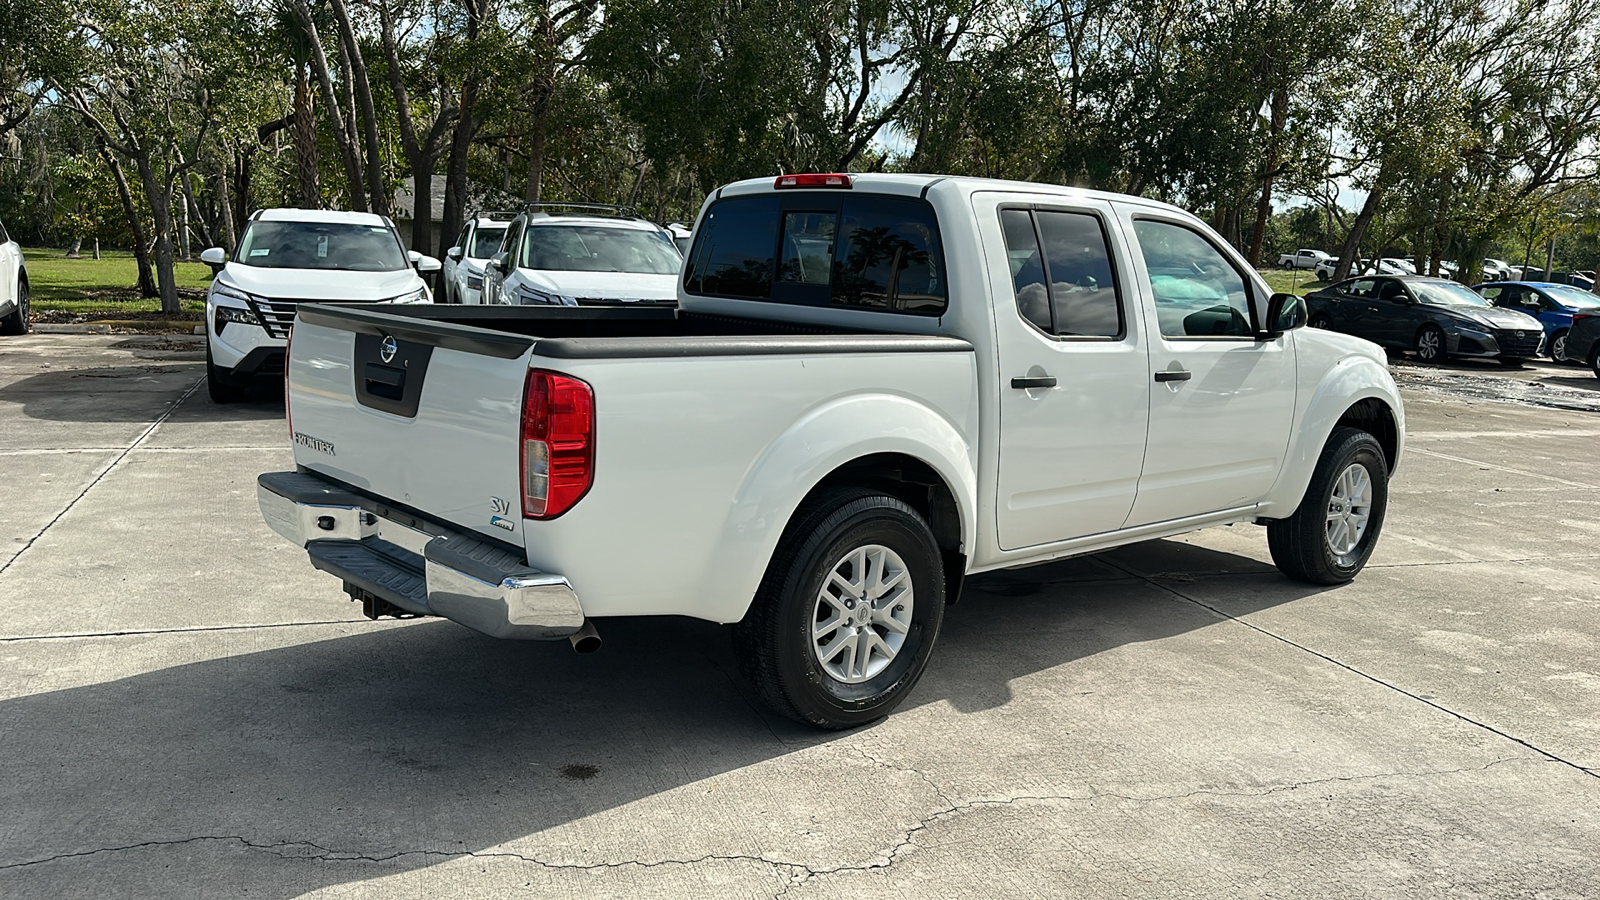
[1278,248,1332,269]
[259,173,1404,729]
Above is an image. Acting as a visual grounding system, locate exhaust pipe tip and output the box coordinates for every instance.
[568,620,601,654]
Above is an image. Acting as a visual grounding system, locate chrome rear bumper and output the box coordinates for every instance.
[257,471,585,639]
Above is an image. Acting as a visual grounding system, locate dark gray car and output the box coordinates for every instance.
[1305,275,1545,365]
[1565,311,1600,379]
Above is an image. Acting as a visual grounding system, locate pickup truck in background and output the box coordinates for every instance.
[258,173,1405,729]
[1278,249,1332,269]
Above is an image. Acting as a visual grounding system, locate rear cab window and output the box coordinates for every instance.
[685,192,947,315]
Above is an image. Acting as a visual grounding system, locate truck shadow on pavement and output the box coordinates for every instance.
[0,366,285,423]
[0,544,1329,897]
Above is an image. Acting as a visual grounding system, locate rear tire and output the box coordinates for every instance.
[1414,324,1447,364]
[734,487,945,730]
[1591,346,1600,381]
[1550,328,1568,363]
[1310,314,1333,330]
[1268,427,1389,585]
[0,279,27,335]
[206,342,248,404]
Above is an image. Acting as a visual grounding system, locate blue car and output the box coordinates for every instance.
[1474,281,1600,362]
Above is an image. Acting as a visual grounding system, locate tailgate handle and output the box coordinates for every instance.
[364,363,406,401]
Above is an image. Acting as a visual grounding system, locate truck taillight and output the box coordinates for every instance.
[521,369,594,519]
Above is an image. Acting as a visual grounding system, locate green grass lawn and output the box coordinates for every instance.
[23,247,210,315]
[1257,267,1325,297]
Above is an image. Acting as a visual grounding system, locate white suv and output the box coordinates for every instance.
[0,216,28,336]
[441,211,514,304]
[201,209,439,402]
[481,204,681,306]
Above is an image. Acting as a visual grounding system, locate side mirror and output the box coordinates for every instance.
[491,251,510,273]
[1260,292,1306,339]
[446,246,463,262]
[200,247,227,267]
[414,254,443,274]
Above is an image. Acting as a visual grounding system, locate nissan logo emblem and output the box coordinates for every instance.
[380,335,398,363]
[1514,330,1524,339]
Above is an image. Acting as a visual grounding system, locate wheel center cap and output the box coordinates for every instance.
[854,606,872,626]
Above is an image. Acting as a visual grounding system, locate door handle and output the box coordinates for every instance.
[1010,375,1057,389]
[1153,369,1191,383]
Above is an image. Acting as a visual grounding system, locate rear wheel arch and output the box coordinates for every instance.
[792,453,967,604]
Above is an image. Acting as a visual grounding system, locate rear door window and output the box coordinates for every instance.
[999,208,1122,338]
[686,192,947,315]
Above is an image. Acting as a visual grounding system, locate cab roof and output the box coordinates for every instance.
[255,208,392,227]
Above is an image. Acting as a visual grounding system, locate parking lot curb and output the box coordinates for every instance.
[32,324,114,334]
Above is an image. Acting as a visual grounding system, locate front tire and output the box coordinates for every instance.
[734,488,946,730]
[0,279,28,335]
[1414,324,1447,364]
[1498,356,1529,368]
[1268,427,1389,585]
[206,342,248,404]
[1591,346,1600,381]
[1309,314,1333,330]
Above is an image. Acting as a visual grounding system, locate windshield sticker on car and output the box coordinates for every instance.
[317,235,329,258]
[250,249,270,257]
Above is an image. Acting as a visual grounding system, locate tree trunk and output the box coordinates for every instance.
[66,237,82,258]
[1248,87,1289,267]
[93,238,101,260]
[100,143,158,297]
[178,184,192,260]
[328,0,388,215]
[439,0,487,259]
[217,170,236,250]
[294,62,319,207]
[135,153,181,314]
[294,0,366,212]
[233,146,254,239]
[441,102,479,259]
[1335,181,1387,281]
[181,171,215,250]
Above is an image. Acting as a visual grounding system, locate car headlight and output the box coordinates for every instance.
[383,287,430,304]
[518,287,577,306]
[211,303,262,335]
[211,283,259,306]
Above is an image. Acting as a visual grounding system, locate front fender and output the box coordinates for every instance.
[1261,351,1404,517]
[697,393,978,624]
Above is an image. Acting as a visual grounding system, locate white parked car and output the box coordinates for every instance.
[480,204,682,306]
[1278,249,1332,269]
[665,222,693,255]
[1482,258,1514,281]
[441,211,514,304]
[201,208,440,403]
[0,216,27,335]
[260,173,1404,729]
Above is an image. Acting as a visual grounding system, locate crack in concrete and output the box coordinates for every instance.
[1,758,1540,892]
[0,619,372,643]
[1103,558,1600,782]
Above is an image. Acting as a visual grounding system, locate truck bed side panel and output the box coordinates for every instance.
[524,350,978,623]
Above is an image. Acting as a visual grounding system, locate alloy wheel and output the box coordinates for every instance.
[1325,462,1373,565]
[811,543,914,684]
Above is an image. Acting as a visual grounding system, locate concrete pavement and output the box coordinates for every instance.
[1,334,1597,898]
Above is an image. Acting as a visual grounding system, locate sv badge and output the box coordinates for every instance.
[490,496,513,516]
